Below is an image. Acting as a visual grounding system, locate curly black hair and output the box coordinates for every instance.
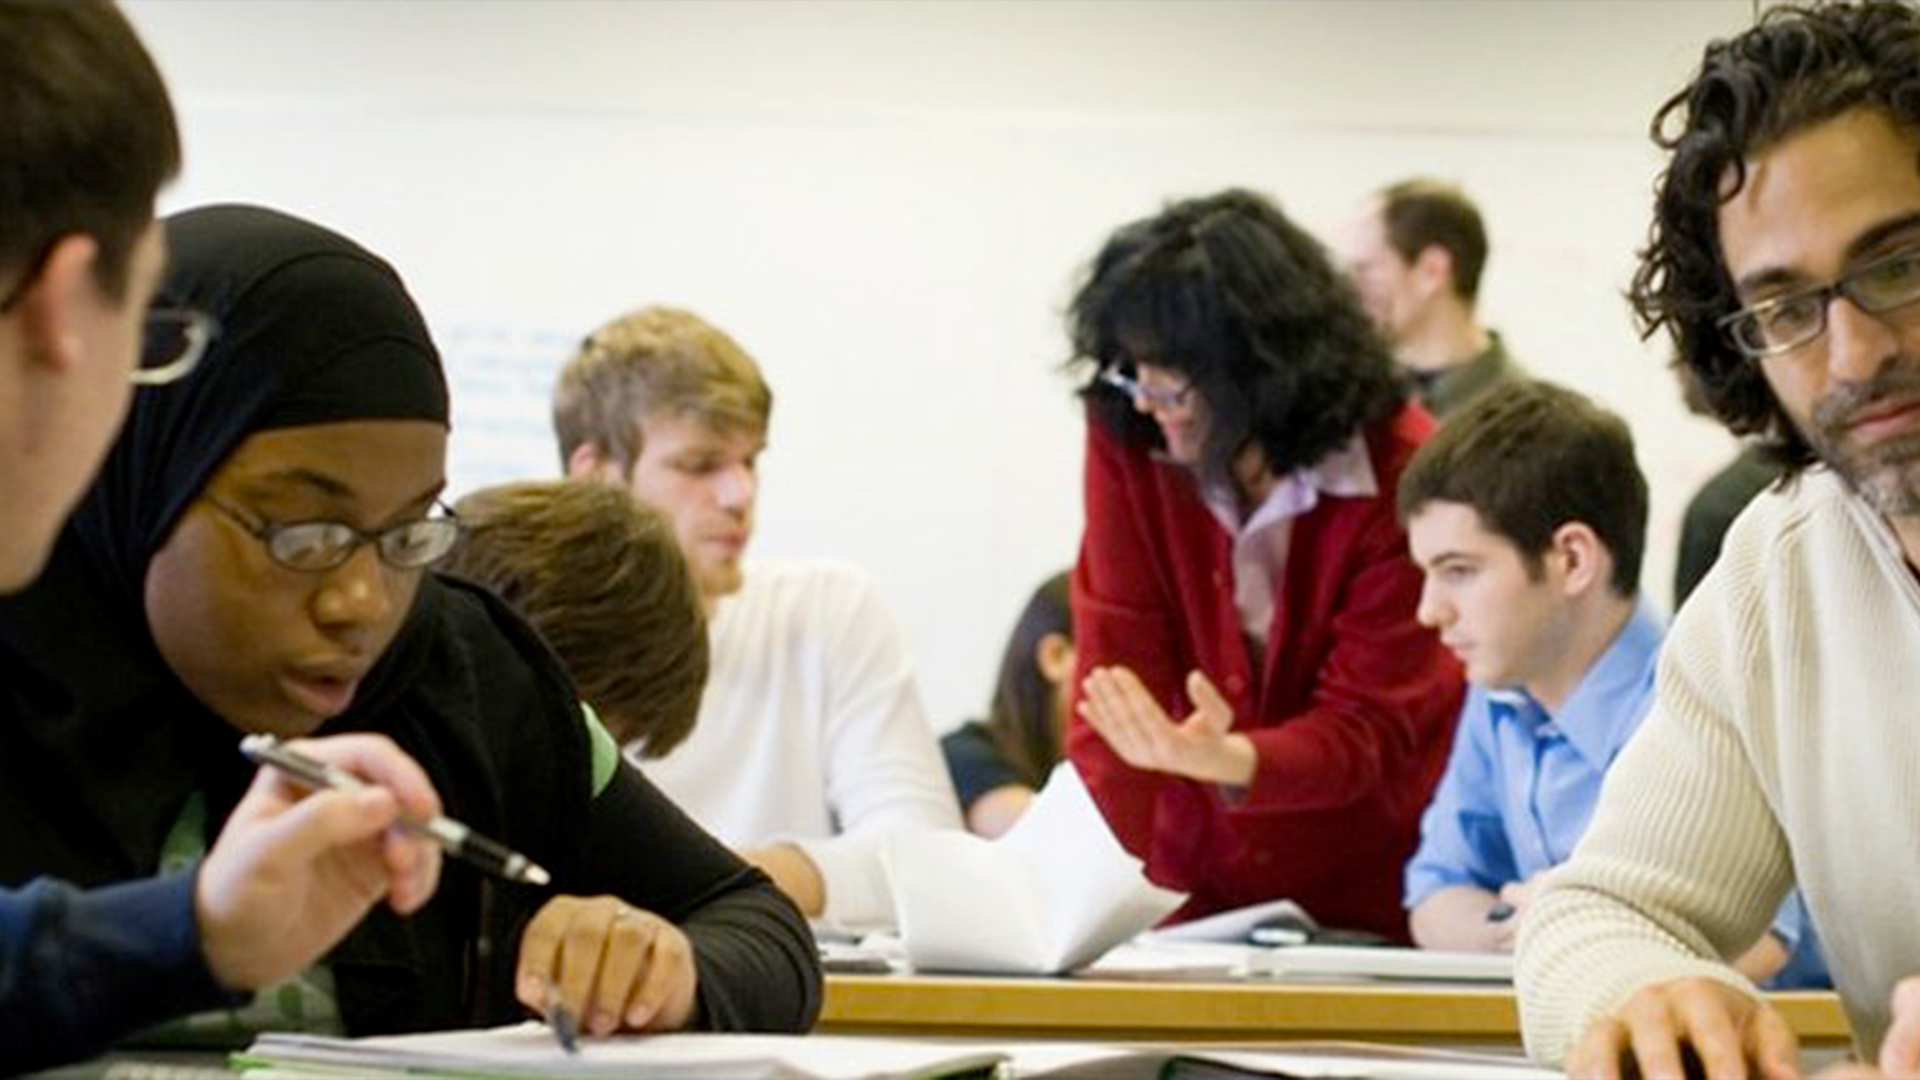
[1068,188,1404,482]
[1632,0,1920,475]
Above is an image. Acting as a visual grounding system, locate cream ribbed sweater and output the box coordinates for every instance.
[1518,468,1920,1064]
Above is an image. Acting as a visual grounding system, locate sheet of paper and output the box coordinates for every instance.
[241,1023,1007,1079]
[885,762,1185,974]
[992,1039,1561,1080]
[1247,944,1514,983]
[1140,897,1317,945]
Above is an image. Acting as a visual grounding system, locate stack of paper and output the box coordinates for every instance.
[1246,944,1512,983]
[237,1024,1005,1079]
[883,762,1185,974]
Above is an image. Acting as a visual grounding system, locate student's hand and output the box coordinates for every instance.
[1567,976,1800,1080]
[1498,873,1542,915]
[516,895,698,1036]
[1078,666,1255,785]
[1409,885,1514,953]
[196,733,444,991]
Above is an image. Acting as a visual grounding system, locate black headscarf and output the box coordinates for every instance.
[0,203,453,886]
[82,202,449,610]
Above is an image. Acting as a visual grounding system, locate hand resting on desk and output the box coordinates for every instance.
[514,894,698,1038]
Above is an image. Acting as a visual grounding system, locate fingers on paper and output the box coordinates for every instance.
[1568,979,1799,1080]
[516,895,696,1036]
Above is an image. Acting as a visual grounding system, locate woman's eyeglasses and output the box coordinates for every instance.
[203,494,463,572]
[1098,366,1194,411]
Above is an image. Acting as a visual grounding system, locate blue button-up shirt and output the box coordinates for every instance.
[1405,601,1665,902]
[1402,599,1828,988]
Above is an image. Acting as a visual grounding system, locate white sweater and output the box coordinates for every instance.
[633,559,961,931]
[1518,468,1920,1063]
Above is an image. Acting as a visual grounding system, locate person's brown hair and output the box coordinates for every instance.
[553,305,772,475]
[0,1,181,305]
[1397,381,1648,597]
[441,480,707,756]
[1377,178,1489,304]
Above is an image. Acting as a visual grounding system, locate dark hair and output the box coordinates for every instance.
[441,480,708,757]
[1397,381,1649,596]
[1631,0,1920,476]
[1378,178,1489,303]
[982,571,1072,787]
[1069,188,1404,482]
[0,1,181,303]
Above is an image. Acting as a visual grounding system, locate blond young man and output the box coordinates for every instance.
[554,306,960,930]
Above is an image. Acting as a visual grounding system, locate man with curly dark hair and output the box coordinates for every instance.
[1064,188,1462,941]
[1517,3,1920,1076]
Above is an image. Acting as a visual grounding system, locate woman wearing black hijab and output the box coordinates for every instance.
[0,204,820,1040]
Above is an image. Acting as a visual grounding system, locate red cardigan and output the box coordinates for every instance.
[1067,402,1463,941]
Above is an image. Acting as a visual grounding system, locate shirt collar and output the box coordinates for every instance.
[1489,598,1666,769]
[1200,433,1378,533]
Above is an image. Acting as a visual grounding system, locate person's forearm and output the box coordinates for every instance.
[680,873,823,1033]
[742,843,826,918]
[1732,932,1790,985]
[0,874,241,1073]
[965,785,1035,838]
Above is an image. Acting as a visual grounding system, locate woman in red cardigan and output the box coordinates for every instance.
[1066,189,1463,941]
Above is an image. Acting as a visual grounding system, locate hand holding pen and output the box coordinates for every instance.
[200,733,445,991]
[240,734,551,886]
[243,735,602,1056]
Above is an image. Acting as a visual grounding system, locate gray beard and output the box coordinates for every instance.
[1828,437,1920,515]
[1807,364,1920,516]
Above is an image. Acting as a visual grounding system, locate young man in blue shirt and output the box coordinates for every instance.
[1397,381,1822,987]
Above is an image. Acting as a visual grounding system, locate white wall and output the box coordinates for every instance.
[124,0,1757,732]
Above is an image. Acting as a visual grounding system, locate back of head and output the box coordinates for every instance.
[1070,187,1403,479]
[441,479,708,757]
[553,305,771,474]
[1377,178,1489,305]
[0,0,180,302]
[984,570,1073,786]
[1397,381,1649,597]
[1633,0,1920,475]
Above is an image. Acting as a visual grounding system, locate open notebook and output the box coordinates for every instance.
[236,1024,1002,1080]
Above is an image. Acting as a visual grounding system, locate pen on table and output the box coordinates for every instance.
[544,983,581,1056]
[1486,901,1516,923]
[238,733,552,886]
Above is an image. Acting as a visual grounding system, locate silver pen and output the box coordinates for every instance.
[239,733,552,887]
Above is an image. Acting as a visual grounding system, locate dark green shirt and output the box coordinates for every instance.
[1411,331,1527,419]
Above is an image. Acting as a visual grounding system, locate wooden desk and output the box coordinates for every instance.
[820,973,1851,1047]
